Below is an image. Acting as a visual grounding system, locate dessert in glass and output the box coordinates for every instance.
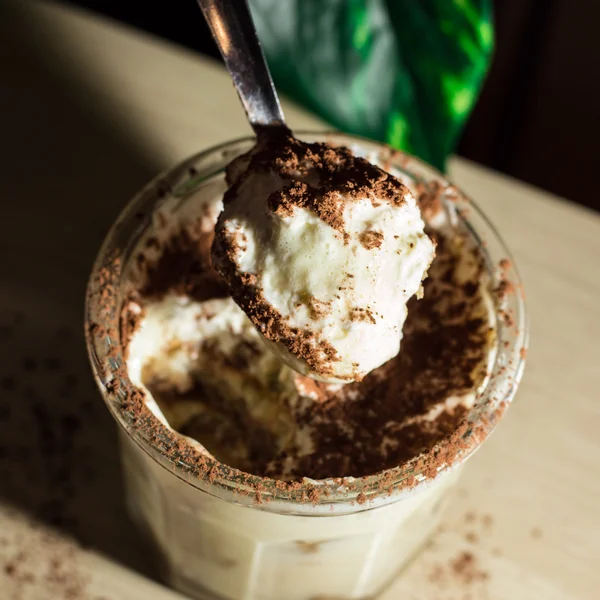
[85,132,527,600]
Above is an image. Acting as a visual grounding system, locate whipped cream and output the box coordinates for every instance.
[212,132,435,383]
[126,294,303,467]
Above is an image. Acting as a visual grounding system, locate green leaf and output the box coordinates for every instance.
[250,0,493,172]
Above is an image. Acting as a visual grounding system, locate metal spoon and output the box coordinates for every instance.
[196,0,286,133]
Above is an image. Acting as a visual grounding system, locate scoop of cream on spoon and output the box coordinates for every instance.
[198,0,435,383]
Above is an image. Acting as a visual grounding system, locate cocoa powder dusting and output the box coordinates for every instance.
[307,298,331,320]
[358,230,384,250]
[451,551,489,584]
[413,180,448,222]
[268,182,346,234]
[140,224,229,303]
[350,307,377,324]
[237,129,409,238]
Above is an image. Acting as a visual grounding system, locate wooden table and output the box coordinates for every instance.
[1,2,598,599]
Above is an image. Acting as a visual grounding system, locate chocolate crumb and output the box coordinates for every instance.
[295,541,321,554]
[141,225,229,303]
[465,531,478,544]
[226,132,409,241]
[451,551,489,584]
[358,230,384,250]
[307,298,331,320]
[350,307,376,324]
[495,279,516,299]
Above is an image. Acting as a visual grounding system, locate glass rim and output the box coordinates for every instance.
[85,131,528,515]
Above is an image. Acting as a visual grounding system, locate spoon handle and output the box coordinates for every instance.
[197,0,286,132]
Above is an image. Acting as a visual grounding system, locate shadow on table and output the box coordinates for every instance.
[0,2,167,579]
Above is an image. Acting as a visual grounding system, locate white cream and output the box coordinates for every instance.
[215,143,435,383]
[126,295,303,462]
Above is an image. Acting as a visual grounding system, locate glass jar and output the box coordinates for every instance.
[85,133,527,600]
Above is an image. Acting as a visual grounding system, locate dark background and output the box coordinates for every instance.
[63,0,599,212]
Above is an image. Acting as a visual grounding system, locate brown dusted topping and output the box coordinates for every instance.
[358,229,384,250]
[427,543,491,592]
[307,488,320,503]
[224,130,409,238]
[350,307,376,324]
[307,297,331,320]
[268,183,304,218]
[495,279,516,300]
[246,292,343,382]
[140,224,229,303]
[413,180,445,221]
[465,531,479,544]
[277,323,341,381]
[499,310,514,327]
[220,227,248,263]
[237,231,248,249]
[268,182,346,234]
